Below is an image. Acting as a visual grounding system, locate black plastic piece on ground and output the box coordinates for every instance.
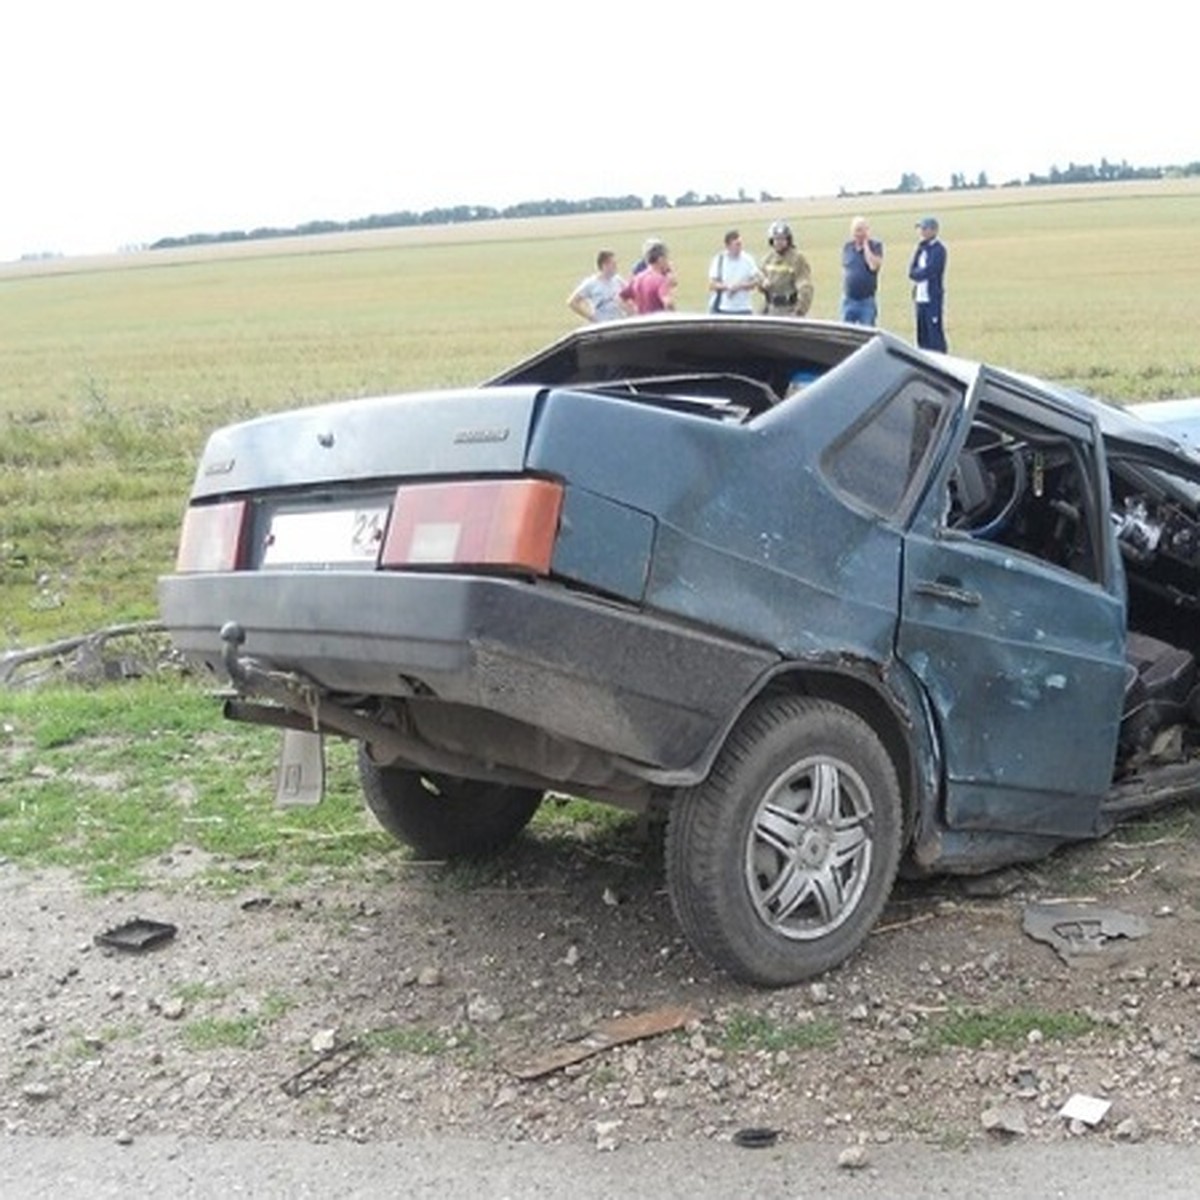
[733,1127,780,1149]
[94,918,178,952]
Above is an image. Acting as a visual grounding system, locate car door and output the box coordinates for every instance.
[897,372,1127,839]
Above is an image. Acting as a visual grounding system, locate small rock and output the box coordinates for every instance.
[159,997,186,1021]
[416,966,443,987]
[21,1083,56,1103]
[601,887,619,908]
[562,944,581,967]
[182,1072,212,1100]
[466,995,505,1024]
[311,1028,338,1054]
[1115,1117,1144,1142]
[114,1131,134,1146]
[809,982,830,1005]
[594,1118,622,1152]
[625,1085,647,1108]
[982,1103,1028,1136]
[705,1063,729,1090]
[837,1146,869,1170]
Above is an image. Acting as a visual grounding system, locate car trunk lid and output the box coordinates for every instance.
[188,386,544,501]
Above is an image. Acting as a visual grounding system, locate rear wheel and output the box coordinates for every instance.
[357,748,543,859]
[666,696,903,987]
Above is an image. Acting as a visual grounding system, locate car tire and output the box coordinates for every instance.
[357,749,544,859]
[665,695,903,987]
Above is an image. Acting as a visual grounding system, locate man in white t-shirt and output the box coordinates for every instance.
[708,229,762,315]
[567,250,629,322]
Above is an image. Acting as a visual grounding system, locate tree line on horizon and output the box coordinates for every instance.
[147,158,1200,252]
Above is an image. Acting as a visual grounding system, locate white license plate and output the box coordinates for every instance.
[262,506,388,567]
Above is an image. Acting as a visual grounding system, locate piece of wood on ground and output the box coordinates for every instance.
[508,1005,702,1081]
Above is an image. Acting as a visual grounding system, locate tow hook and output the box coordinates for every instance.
[220,620,249,685]
[218,620,322,731]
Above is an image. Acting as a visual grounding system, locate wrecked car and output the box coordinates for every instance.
[159,315,1200,986]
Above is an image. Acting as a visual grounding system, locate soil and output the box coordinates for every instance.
[3,801,1200,1152]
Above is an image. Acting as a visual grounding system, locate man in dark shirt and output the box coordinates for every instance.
[840,215,884,325]
[908,216,948,351]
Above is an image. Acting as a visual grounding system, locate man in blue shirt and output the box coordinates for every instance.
[841,216,883,325]
[908,216,948,351]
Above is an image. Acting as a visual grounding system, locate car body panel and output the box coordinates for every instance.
[1126,398,1200,450]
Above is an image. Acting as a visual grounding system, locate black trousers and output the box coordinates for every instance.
[915,305,947,352]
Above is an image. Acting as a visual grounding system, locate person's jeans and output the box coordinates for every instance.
[841,296,877,325]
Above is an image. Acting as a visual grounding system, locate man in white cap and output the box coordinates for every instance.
[908,216,948,351]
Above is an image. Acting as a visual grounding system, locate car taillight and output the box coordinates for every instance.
[175,500,248,572]
[380,479,563,574]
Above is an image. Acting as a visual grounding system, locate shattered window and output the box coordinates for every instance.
[821,378,954,518]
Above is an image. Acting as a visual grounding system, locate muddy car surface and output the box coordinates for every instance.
[159,316,1200,986]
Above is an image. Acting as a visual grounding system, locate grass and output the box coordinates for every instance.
[360,1025,476,1057]
[925,1007,1103,1049]
[2,180,1200,648]
[180,991,295,1050]
[183,1015,265,1050]
[0,678,396,891]
[717,1011,840,1053]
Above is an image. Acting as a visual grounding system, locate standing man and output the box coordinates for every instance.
[708,229,762,315]
[567,249,628,323]
[631,236,662,276]
[620,243,676,314]
[841,216,884,325]
[908,216,948,351]
[760,221,814,317]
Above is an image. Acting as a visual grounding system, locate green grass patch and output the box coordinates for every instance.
[182,1015,265,1050]
[180,992,294,1050]
[532,794,642,842]
[926,1007,1103,1049]
[0,678,396,891]
[360,1025,476,1057]
[717,1011,840,1053]
[172,981,231,1004]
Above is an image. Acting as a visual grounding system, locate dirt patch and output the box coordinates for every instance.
[2,807,1199,1151]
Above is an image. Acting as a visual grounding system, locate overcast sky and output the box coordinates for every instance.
[2,1,1193,262]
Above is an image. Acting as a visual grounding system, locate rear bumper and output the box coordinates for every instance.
[158,571,778,772]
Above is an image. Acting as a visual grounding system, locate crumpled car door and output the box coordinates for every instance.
[896,375,1127,839]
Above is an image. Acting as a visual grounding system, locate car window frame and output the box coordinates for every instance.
[817,371,960,526]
